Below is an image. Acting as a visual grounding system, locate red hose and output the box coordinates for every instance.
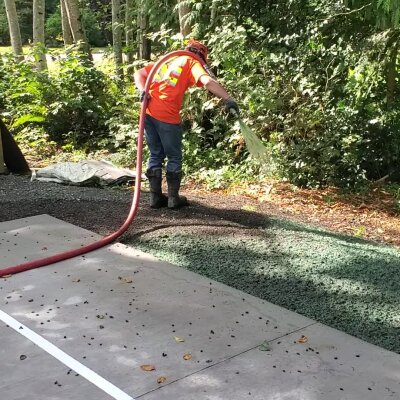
[0,50,206,277]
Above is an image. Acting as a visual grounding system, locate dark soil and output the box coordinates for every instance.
[0,174,267,236]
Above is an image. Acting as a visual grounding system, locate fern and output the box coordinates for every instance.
[12,114,45,128]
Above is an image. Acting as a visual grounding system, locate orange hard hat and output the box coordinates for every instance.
[185,39,208,62]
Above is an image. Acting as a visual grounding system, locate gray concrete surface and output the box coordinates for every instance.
[0,215,399,400]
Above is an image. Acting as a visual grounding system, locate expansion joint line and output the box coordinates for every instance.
[136,322,317,398]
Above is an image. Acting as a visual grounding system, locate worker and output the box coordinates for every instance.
[134,39,239,209]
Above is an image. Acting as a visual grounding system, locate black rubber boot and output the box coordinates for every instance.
[145,168,168,209]
[166,171,188,209]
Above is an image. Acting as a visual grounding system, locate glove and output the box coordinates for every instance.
[139,91,151,103]
[224,98,239,116]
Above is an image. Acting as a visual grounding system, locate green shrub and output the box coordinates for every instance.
[188,4,400,188]
[0,47,138,157]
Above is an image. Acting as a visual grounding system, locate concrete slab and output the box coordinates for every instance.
[0,215,399,400]
[0,323,111,400]
[0,214,100,266]
[140,323,400,400]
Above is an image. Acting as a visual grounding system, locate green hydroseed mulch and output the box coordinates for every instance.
[129,216,400,354]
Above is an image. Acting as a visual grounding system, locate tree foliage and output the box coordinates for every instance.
[1,0,400,187]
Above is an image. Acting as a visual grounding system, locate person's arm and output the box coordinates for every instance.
[199,74,240,114]
[134,67,149,92]
[199,75,230,100]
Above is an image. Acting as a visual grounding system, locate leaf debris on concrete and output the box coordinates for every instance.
[258,341,271,351]
[140,364,155,372]
[297,335,308,344]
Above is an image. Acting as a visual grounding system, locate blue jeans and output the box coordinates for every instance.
[144,115,183,173]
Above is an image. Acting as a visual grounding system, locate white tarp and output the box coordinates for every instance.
[31,160,143,187]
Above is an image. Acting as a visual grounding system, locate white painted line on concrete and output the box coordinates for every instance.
[0,309,135,400]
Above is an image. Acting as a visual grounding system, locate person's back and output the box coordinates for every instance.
[142,55,207,124]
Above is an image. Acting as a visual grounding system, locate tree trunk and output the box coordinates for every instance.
[177,0,191,37]
[33,0,47,70]
[210,0,218,27]
[112,0,123,78]
[0,126,6,173]
[3,0,23,61]
[125,0,135,79]
[60,0,73,45]
[63,0,92,59]
[387,40,398,108]
[136,3,151,60]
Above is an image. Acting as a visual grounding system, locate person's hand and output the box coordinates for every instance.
[224,98,239,116]
[140,91,151,103]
